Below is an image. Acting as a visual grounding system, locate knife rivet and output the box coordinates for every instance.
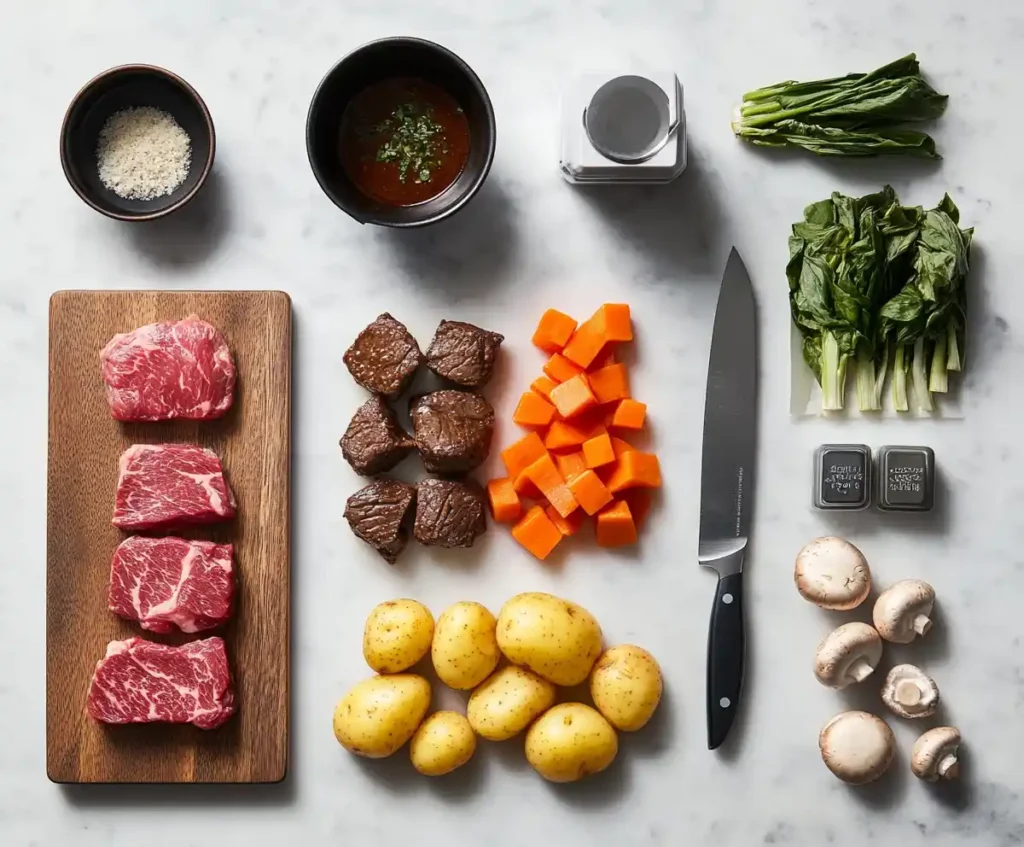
[722,593,734,604]
[719,697,731,709]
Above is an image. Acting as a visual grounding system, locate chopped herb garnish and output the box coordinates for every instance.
[370,101,446,183]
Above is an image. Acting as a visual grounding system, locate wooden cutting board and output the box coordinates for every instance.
[47,290,291,783]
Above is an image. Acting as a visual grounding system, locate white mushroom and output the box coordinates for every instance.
[911,726,961,782]
[795,537,872,610]
[814,622,883,689]
[880,664,940,719]
[873,579,935,643]
[819,711,896,785]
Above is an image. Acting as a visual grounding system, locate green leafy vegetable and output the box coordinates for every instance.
[789,187,973,413]
[734,54,948,158]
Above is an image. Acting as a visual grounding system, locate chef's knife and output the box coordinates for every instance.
[699,247,757,751]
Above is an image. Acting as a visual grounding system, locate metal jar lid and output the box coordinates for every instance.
[583,75,677,164]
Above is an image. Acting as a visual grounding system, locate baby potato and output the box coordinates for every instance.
[409,711,477,776]
[496,592,603,686]
[431,601,500,690]
[467,666,557,741]
[363,599,435,674]
[333,674,431,758]
[525,703,619,783]
[590,644,663,731]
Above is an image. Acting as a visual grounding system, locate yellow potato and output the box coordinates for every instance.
[431,601,500,690]
[467,665,557,741]
[409,711,477,776]
[590,644,663,731]
[333,674,431,758]
[363,599,435,674]
[496,592,602,686]
[525,703,619,783]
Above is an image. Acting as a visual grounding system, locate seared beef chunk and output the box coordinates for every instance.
[409,390,494,475]
[343,313,423,398]
[341,396,416,476]
[413,478,487,548]
[344,479,417,564]
[425,320,504,388]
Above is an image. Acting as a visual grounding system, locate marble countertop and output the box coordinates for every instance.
[3,0,1023,844]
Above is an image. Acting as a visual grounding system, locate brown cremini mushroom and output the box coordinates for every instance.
[814,622,883,689]
[819,711,896,785]
[873,580,935,643]
[911,726,961,782]
[880,664,940,719]
[795,537,872,610]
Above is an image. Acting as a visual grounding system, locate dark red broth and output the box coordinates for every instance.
[339,78,471,207]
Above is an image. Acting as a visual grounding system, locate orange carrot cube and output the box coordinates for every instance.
[621,489,653,531]
[587,362,630,404]
[512,391,557,428]
[596,499,638,547]
[549,373,597,419]
[487,478,522,523]
[568,469,614,516]
[530,374,558,401]
[513,468,544,500]
[501,431,548,479]
[562,322,606,369]
[610,398,647,430]
[554,450,587,482]
[543,353,584,384]
[610,436,635,458]
[597,304,632,342]
[604,451,662,493]
[582,432,616,469]
[546,504,586,537]
[512,505,563,561]
[523,453,578,518]
[532,309,578,353]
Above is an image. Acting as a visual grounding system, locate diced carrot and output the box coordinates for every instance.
[530,375,558,401]
[562,322,606,369]
[582,432,615,469]
[532,309,578,353]
[513,468,544,500]
[597,304,632,342]
[546,504,586,537]
[610,398,647,430]
[568,469,614,516]
[563,304,633,368]
[604,451,662,493]
[501,431,548,479]
[554,450,587,481]
[544,416,606,451]
[596,499,638,547]
[588,362,631,404]
[523,452,578,518]
[487,478,522,523]
[512,505,563,561]
[610,436,635,458]
[543,353,584,384]
[621,489,652,531]
[513,391,557,428]
[589,348,618,371]
[549,373,597,419]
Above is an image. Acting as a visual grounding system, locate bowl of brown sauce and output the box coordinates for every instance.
[306,38,495,228]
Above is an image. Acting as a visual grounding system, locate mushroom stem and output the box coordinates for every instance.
[913,614,932,636]
[895,680,922,706]
[938,753,959,779]
[847,658,876,684]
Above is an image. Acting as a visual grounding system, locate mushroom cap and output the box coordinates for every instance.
[911,726,961,782]
[873,579,935,644]
[795,537,872,610]
[881,664,940,719]
[814,622,884,689]
[819,711,895,785]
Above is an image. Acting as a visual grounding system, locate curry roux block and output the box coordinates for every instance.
[409,390,494,475]
[343,313,423,399]
[344,479,418,565]
[340,396,416,477]
[425,320,504,389]
[413,478,487,549]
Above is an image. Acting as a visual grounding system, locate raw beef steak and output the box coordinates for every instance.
[100,315,236,421]
[108,536,234,633]
[425,320,504,388]
[345,478,417,564]
[343,313,423,398]
[409,390,494,474]
[340,396,416,476]
[113,444,237,530]
[414,478,487,548]
[87,636,236,729]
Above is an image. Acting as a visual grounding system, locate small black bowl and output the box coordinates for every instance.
[306,37,496,228]
[60,65,215,222]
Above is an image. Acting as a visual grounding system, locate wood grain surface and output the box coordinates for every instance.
[47,290,291,784]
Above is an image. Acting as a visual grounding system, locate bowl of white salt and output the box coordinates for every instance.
[60,64,215,221]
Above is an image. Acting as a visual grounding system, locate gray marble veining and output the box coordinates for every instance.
[2,0,1023,844]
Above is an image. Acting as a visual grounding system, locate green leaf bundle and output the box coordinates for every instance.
[734,54,948,158]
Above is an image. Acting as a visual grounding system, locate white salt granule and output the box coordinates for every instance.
[96,106,192,201]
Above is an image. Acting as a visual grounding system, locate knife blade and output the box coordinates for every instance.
[699,247,757,750]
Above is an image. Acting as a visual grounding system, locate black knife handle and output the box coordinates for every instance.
[706,571,745,750]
